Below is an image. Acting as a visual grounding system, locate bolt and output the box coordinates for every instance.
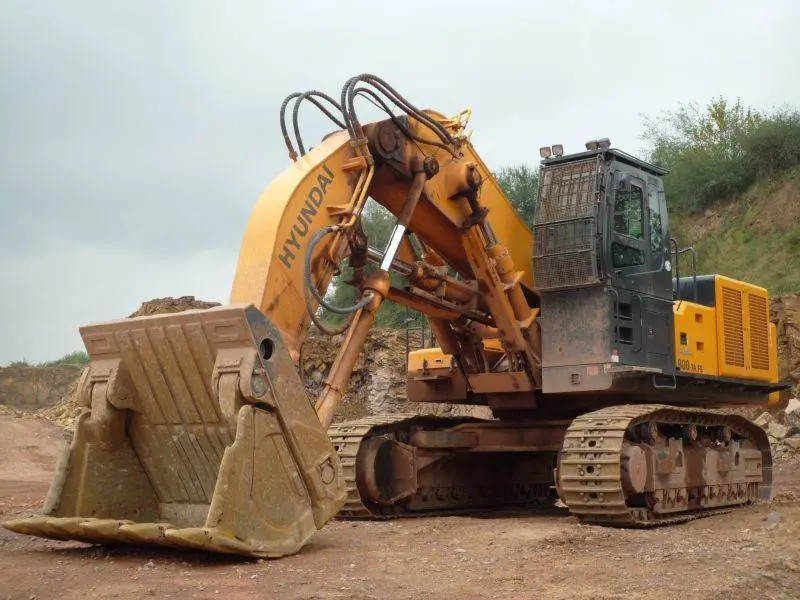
[320,461,335,485]
[251,374,268,397]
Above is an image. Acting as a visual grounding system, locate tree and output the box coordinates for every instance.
[642,98,764,213]
[495,165,539,228]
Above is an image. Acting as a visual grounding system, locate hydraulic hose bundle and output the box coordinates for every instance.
[280,75,459,336]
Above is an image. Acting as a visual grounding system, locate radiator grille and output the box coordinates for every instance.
[748,293,770,371]
[533,157,601,290]
[721,287,745,367]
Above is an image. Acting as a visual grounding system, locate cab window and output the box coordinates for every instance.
[613,184,644,238]
[612,242,644,268]
[648,188,664,253]
[612,181,645,268]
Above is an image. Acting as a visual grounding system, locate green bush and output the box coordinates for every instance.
[663,146,756,213]
[644,99,800,214]
[40,351,89,367]
[742,110,800,177]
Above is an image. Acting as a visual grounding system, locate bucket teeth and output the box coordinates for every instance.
[3,517,90,542]
[163,528,262,556]
[78,519,137,542]
[2,305,346,558]
[2,517,272,556]
[117,523,179,546]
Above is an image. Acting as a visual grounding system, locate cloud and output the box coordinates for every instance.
[1,0,799,362]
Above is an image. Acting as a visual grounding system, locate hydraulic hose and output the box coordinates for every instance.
[359,75,454,144]
[304,226,375,316]
[280,90,346,159]
[303,278,352,336]
[340,74,455,146]
[280,92,303,159]
[292,91,346,156]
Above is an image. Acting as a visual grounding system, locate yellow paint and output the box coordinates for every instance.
[230,131,358,359]
[767,321,783,406]
[400,112,534,288]
[407,348,450,372]
[672,301,719,376]
[408,338,504,375]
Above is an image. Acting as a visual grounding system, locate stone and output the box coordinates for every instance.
[783,435,800,451]
[765,512,783,530]
[754,412,773,427]
[767,421,790,440]
[785,398,800,433]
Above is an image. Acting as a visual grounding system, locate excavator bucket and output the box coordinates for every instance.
[3,305,346,557]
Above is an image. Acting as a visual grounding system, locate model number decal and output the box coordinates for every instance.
[676,359,703,373]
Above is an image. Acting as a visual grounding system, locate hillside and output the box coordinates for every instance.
[671,166,800,294]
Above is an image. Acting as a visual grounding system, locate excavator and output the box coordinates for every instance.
[5,74,790,557]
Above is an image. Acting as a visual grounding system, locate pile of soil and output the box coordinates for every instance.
[128,296,220,318]
[36,376,84,429]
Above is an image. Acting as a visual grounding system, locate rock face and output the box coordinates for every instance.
[301,328,491,423]
[36,376,84,429]
[771,294,800,398]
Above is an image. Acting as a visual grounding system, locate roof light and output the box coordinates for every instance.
[552,144,564,157]
[539,146,552,159]
[585,140,599,151]
[597,138,611,149]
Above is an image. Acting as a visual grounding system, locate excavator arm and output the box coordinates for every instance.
[4,75,544,557]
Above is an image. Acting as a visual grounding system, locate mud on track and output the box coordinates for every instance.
[1,415,799,600]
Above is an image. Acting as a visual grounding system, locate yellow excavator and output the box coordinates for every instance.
[5,74,790,557]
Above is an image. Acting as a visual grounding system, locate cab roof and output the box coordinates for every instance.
[540,148,667,177]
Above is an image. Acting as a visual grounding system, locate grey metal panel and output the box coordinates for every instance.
[540,287,611,368]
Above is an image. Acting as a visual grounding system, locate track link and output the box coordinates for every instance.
[328,415,415,518]
[558,404,772,526]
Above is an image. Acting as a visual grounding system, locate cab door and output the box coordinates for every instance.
[606,170,675,373]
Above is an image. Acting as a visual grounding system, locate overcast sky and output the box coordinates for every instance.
[1,0,799,364]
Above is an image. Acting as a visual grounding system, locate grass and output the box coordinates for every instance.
[672,167,800,294]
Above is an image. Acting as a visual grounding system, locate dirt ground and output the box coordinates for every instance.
[0,416,798,600]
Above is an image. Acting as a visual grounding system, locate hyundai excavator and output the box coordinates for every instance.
[5,74,790,557]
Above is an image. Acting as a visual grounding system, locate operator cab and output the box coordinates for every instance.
[532,141,675,394]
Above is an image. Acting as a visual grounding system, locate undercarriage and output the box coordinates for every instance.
[328,404,772,525]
